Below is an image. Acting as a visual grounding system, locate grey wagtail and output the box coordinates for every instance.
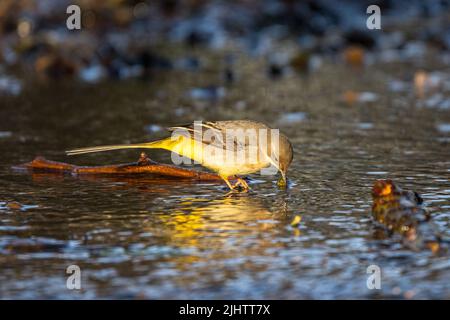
[66,120,293,191]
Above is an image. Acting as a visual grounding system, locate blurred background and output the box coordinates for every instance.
[0,0,449,86]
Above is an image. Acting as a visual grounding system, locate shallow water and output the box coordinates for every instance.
[1,57,449,299]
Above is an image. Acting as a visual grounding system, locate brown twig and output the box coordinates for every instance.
[13,152,230,181]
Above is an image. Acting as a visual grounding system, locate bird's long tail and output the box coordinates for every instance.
[66,138,176,156]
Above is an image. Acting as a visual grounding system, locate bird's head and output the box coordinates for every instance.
[277,133,293,186]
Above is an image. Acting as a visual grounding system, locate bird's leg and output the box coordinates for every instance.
[220,175,250,193]
[220,175,235,191]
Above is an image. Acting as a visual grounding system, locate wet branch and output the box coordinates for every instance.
[13,152,229,181]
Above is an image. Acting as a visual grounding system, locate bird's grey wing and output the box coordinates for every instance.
[207,121,272,152]
[167,122,244,150]
[167,121,271,152]
[203,121,255,151]
[167,122,225,146]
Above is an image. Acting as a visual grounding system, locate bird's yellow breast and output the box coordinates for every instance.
[170,136,271,176]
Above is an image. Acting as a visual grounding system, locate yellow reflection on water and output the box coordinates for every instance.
[158,195,286,245]
[152,194,289,270]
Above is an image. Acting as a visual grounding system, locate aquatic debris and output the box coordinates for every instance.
[371,180,446,253]
[0,75,22,95]
[290,215,302,227]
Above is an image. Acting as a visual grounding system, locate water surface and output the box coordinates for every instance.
[1,58,449,299]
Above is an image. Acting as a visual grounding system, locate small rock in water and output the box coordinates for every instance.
[371,180,444,253]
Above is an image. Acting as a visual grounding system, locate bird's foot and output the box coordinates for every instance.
[232,178,251,192]
[221,176,250,194]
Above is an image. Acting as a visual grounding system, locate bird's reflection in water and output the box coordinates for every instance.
[148,193,291,273]
[160,194,287,239]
